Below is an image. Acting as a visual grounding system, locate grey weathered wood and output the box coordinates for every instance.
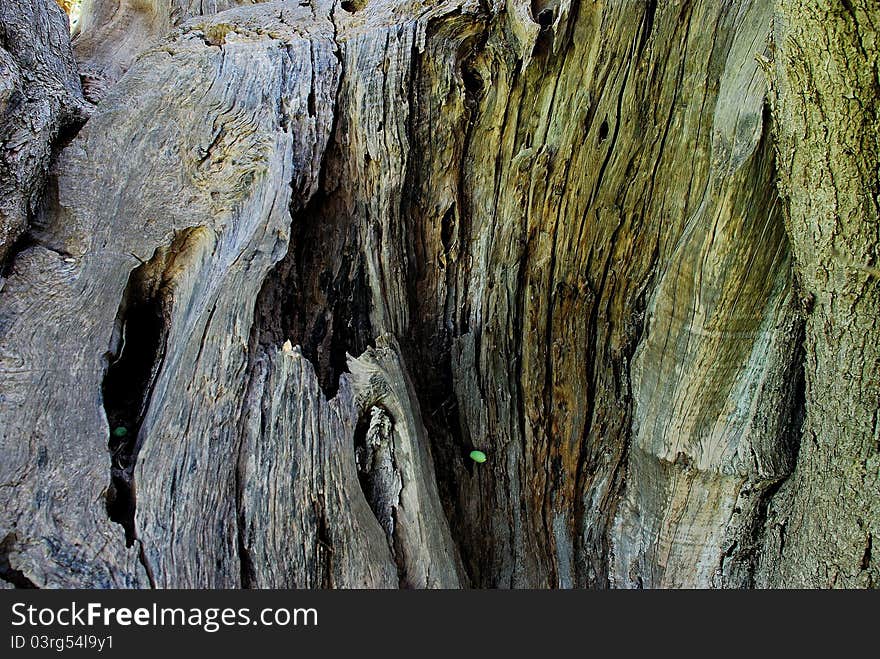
[72,0,268,87]
[1,3,341,587]
[239,336,462,587]
[0,0,89,263]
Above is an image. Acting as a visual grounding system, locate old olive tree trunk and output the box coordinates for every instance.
[0,0,876,588]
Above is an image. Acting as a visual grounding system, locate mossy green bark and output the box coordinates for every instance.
[764,0,880,587]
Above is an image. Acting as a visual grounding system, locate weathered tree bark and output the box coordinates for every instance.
[756,0,879,588]
[0,0,88,263]
[0,0,876,588]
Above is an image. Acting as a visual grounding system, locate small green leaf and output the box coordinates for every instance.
[112,426,128,438]
[469,450,487,463]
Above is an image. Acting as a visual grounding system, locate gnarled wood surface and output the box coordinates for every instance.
[0,0,876,588]
[0,0,88,263]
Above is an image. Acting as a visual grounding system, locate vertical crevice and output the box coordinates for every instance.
[234,402,256,589]
[747,297,807,583]
[860,534,872,573]
[136,541,157,589]
[101,228,203,547]
[786,311,808,466]
[395,19,491,586]
[237,21,351,585]
[250,19,372,399]
[637,0,657,59]
[251,188,374,399]
[102,271,168,547]
[315,498,334,588]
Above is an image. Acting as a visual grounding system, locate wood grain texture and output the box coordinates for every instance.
[72,0,271,86]
[239,336,462,587]
[0,0,88,263]
[1,3,337,587]
[0,0,875,588]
